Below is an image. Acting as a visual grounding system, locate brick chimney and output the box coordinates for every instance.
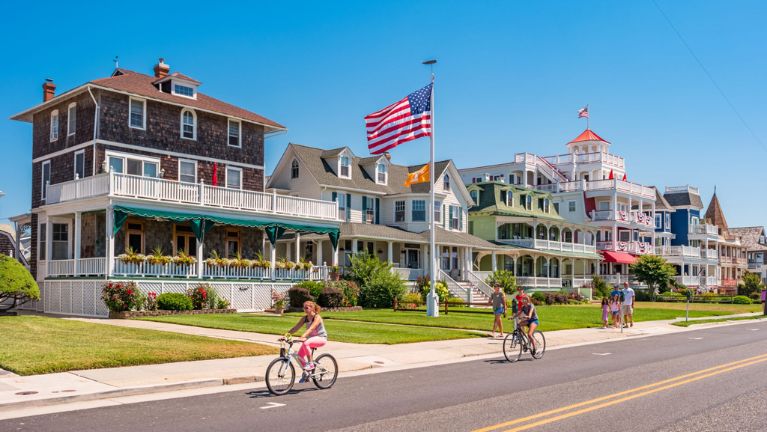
[153,58,170,78]
[42,79,56,102]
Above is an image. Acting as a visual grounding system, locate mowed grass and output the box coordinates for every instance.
[0,316,277,375]
[671,315,767,327]
[139,313,482,344]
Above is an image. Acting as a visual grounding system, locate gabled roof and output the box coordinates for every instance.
[728,226,767,251]
[653,187,673,211]
[663,189,703,209]
[12,69,284,131]
[153,71,201,85]
[704,193,729,235]
[468,182,565,222]
[568,129,610,144]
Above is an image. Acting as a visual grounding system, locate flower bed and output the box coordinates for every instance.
[110,308,237,319]
[285,306,363,313]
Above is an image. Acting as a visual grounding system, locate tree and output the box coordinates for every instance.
[629,255,676,295]
[738,272,764,298]
[485,270,517,294]
[0,255,40,312]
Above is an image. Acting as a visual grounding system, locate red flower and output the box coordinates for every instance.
[126,289,133,296]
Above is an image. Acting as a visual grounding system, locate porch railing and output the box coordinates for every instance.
[499,238,596,254]
[675,275,701,286]
[47,259,75,277]
[46,172,339,221]
[439,269,470,302]
[392,267,424,281]
[113,261,197,278]
[465,271,494,298]
[515,277,563,288]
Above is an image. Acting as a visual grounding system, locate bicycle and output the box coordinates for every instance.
[503,318,546,362]
[265,335,338,395]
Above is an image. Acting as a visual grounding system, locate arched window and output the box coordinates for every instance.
[181,109,196,140]
[291,159,299,179]
[443,174,450,191]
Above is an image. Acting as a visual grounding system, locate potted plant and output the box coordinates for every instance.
[118,246,146,265]
[271,290,286,315]
[147,246,172,266]
[172,250,196,266]
[329,265,340,281]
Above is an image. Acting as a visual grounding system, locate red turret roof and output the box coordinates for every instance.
[568,129,610,144]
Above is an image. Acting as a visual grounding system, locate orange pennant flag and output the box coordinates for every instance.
[404,164,430,187]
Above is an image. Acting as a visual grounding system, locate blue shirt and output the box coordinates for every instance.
[610,289,622,301]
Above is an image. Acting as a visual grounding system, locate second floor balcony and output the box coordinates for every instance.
[542,151,625,170]
[499,237,597,254]
[597,240,653,255]
[559,179,655,200]
[45,172,339,221]
[689,223,719,236]
[590,210,654,228]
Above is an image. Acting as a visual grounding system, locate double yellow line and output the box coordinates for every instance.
[474,352,767,432]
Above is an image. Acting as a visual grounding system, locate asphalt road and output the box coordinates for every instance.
[3,321,767,432]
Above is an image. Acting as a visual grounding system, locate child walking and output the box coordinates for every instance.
[601,297,609,329]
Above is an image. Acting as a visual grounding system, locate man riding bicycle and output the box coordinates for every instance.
[514,296,539,353]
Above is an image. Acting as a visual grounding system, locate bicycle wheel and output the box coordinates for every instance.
[503,332,522,363]
[531,331,546,360]
[312,354,338,389]
[265,357,295,395]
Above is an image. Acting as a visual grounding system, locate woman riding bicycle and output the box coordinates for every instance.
[516,296,539,353]
[287,301,328,381]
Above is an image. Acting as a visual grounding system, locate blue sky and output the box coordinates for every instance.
[1,1,765,226]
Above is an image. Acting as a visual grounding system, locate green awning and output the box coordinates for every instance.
[112,205,339,248]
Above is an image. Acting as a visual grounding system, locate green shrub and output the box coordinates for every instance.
[485,270,516,294]
[531,291,545,304]
[359,268,406,308]
[156,293,193,311]
[101,281,142,312]
[634,289,653,302]
[187,284,211,310]
[294,281,324,300]
[287,286,314,308]
[216,298,230,309]
[325,280,360,307]
[420,280,450,302]
[204,285,220,309]
[0,255,40,311]
[446,297,465,305]
[348,253,388,287]
[592,276,610,299]
[733,295,752,304]
[318,287,344,308]
[738,272,764,297]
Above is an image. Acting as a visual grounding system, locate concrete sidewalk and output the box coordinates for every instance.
[1,312,762,414]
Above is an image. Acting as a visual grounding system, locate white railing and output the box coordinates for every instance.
[601,274,630,285]
[466,270,494,298]
[665,185,699,195]
[630,211,654,227]
[675,275,702,286]
[661,245,701,257]
[392,267,424,281]
[532,184,558,192]
[113,260,197,278]
[439,269,469,301]
[702,249,718,259]
[515,277,563,288]
[78,258,106,275]
[47,259,75,277]
[37,260,48,279]
[203,264,272,279]
[559,179,654,199]
[598,241,652,254]
[499,238,596,254]
[473,270,494,280]
[543,152,625,169]
[46,172,339,221]
[690,224,718,236]
[513,153,537,165]
[703,276,718,286]
[562,277,593,289]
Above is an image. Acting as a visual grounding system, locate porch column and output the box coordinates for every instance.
[332,242,339,267]
[295,233,301,261]
[270,242,277,271]
[74,212,81,275]
[317,240,324,265]
[105,208,114,277]
[491,251,497,271]
[352,239,358,255]
[45,218,53,262]
[196,234,204,277]
[387,241,393,264]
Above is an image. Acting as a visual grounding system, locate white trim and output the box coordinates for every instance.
[171,80,197,100]
[105,150,161,176]
[376,162,388,185]
[225,166,243,190]
[67,102,77,137]
[32,139,265,170]
[179,159,198,183]
[227,118,242,148]
[73,150,85,179]
[41,160,51,202]
[129,97,146,130]
[180,108,197,140]
[339,155,351,179]
[50,110,59,142]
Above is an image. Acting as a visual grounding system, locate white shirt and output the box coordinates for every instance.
[622,287,635,306]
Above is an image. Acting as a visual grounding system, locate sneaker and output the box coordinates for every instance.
[304,362,316,371]
[298,371,309,383]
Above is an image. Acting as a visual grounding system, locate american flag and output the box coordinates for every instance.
[365,84,432,155]
[578,105,589,118]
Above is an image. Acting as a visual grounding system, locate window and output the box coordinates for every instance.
[450,205,460,230]
[74,151,85,179]
[538,198,544,211]
[655,214,663,229]
[543,198,550,213]
[179,160,197,183]
[173,84,195,98]
[472,177,482,183]
[181,109,196,140]
[412,200,426,222]
[364,197,375,223]
[291,159,299,179]
[500,190,507,205]
[665,214,671,230]
[129,98,145,129]
[443,174,450,191]
[127,158,142,175]
[67,103,76,136]
[173,225,198,257]
[126,222,144,253]
[50,110,59,141]
[509,174,516,185]
[598,201,610,211]
[228,119,241,147]
[506,190,513,206]
[52,223,68,260]
[41,160,51,201]
[339,156,350,178]
[38,223,46,260]
[143,162,158,177]
[492,174,504,182]
[519,194,526,209]
[526,195,532,210]
[470,190,478,204]
[108,156,123,173]
[107,153,159,178]
[377,163,387,184]
[226,166,242,189]
[553,202,559,213]
[434,201,441,225]
[225,230,240,258]
[337,192,347,221]
[568,201,576,212]
[395,201,405,222]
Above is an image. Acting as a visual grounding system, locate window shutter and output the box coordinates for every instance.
[375,198,380,224]
[449,206,454,229]
[362,196,368,224]
[459,208,463,231]
[346,194,351,222]
[332,191,337,202]
[443,204,447,228]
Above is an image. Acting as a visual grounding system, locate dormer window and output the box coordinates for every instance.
[443,174,450,191]
[470,190,478,203]
[291,159,299,179]
[339,156,350,178]
[181,109,196,140]
[174,84,195,97]
[507,190,513,206]
[376,163,387,184]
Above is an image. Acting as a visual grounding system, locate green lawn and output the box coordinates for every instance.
[139,313,482,344]
[671,315,767,327]
[0,316,277,375]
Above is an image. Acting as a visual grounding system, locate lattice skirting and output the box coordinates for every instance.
[21,280,294,318]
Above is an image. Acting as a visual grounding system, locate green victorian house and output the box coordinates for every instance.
[467,181,601,293]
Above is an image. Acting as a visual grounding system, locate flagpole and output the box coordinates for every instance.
[424,60,438,317]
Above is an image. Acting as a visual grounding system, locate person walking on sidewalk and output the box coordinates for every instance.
[621,282,635,327]
[287,301,328,383]
[489,284,507,338]
[601,297,610,328]
[609,285,623,328]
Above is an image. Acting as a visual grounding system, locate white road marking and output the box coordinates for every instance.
[749,328,759,331]
[260,402,286,410]
[689,337,703,340]
[592,353,612,356]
